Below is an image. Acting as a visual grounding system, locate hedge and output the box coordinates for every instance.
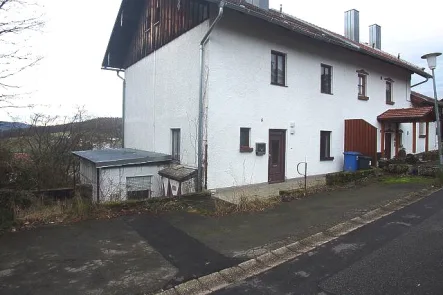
[326,169,376,186]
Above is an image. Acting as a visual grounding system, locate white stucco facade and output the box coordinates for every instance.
[121,8,436,191]
[124,20,210,168]
[204,10,436,189]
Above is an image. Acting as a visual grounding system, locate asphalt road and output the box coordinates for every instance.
[214,189,443,295]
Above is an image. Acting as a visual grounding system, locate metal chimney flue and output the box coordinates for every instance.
[369,24,381,50]
[344,9,359,42]
[245,0,269,10]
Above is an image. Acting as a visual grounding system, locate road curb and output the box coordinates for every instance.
[153,188,440,295]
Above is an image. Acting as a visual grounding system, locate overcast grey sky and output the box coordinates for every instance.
[1,0,442,122]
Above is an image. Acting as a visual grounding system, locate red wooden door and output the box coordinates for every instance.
[268,130,286,183]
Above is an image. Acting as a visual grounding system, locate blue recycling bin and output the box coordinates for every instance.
[343,151,362,172]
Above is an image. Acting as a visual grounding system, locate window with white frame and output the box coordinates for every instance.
[126,176,152,200]
[386,80,394,104]
[419,122,426,137]
[357,69,369,100]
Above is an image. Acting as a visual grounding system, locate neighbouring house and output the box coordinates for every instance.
[75,0,440,201]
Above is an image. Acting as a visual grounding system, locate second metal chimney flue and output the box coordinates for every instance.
[369,24,381,50]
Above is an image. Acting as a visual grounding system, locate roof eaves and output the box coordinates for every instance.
[102,1,125,70]
[206,0,432,79]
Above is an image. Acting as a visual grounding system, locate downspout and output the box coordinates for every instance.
[411,77,429,88]
[408,77,429,102]
[197,1,225,191]
[117,71,126,148]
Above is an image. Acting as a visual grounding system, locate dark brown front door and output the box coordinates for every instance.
[385,133,392,159]
[269,130,286,183]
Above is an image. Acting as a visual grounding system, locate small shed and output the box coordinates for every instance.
[158,165,198,197]
[72,148,172,202]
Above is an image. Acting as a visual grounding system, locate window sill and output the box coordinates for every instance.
[271,82,288,87]
[419,135,427,138]
[320,157,335,162]
[386,101,395,105]
[321,92,333,95]
[358,95,369,101]
[240,147,254,153]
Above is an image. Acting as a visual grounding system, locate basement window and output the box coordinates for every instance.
[320,131,334,161]
[126,176,152,200]
[240,128,253,153]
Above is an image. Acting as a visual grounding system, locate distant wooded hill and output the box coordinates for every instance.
[0,121,30,131]
[0,117,122,139]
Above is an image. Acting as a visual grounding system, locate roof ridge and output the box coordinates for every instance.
[268,8,426,74]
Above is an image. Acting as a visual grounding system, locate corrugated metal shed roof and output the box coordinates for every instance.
[72,148,172,168]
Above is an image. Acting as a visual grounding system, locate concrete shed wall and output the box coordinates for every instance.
[78,159,98,201]
[98,164,167,202]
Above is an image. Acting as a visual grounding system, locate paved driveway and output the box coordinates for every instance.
[0,181,435,295]
[0,218,178,295]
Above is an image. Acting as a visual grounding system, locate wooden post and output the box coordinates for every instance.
[381,123,385,158]
[395,123,399,157]
[412,122,416,153]
[426,121,429,152]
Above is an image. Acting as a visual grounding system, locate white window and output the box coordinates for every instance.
[171,129,181,162]
[419,122,426,137]
[126,176,152,200]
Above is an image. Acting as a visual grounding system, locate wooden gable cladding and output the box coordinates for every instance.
[124,0,209,68]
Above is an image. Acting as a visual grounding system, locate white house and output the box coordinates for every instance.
[86,0,438,200]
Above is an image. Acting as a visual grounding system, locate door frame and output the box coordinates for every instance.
[268,129,286,184]
[385,132,392,159]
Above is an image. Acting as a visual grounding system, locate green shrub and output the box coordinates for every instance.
[326,169,376,186]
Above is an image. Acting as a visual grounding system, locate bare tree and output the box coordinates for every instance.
[0,0,43,108]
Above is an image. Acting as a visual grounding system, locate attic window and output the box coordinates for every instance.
[154,0,160,24]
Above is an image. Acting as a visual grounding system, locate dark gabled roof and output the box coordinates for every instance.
[102,0,431,78]
[102,1,145,70]
[377,106,435,123]
[72,148,172,168]
[205,0,431,78]
[411,91,443,107]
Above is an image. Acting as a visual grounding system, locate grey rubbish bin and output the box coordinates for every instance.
[358,156,372,170]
